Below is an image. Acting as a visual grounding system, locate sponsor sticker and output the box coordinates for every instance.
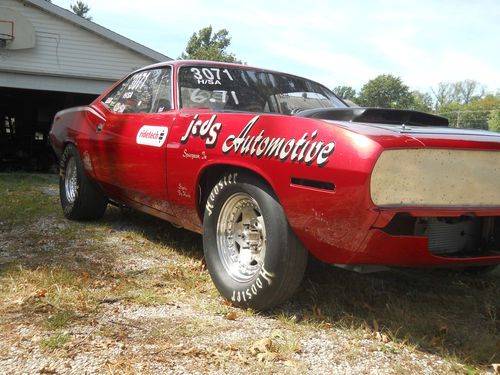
[136,125,168,147]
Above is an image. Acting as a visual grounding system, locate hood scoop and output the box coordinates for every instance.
[297,107,449,127]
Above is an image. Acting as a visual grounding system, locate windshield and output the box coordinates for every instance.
[179,65,346,115]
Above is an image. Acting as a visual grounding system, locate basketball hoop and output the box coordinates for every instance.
[0,7,36,50]
[0,21,15,48]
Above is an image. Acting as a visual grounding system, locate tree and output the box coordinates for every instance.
[432,80,485,110]
[332,86,356,101]
[410,90,433,113]
[488,109,500,132]
[357,74,414,109]
[71,1,92,20]
[180,26,242,63]
[438,95,500,130]
[431,82,455,110]
[454,79,484,104]
[488,91,500,132]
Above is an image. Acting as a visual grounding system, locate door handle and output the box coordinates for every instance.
[96,123,105,133]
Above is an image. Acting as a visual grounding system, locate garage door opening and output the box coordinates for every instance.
[0,87,96,172]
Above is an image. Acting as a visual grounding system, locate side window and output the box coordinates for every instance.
[150,70,173,113]
[102,67,172,114]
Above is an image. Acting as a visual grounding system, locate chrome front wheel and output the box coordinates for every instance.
[217,193,267,283]
[203,172,308,311]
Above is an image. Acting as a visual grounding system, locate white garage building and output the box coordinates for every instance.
[0,0,171,170]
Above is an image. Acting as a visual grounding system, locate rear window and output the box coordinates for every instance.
[178,66,345,115]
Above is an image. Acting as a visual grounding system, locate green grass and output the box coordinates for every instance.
[45,309,76,330]
[269,329,302,357]
[39,333,70,350]
[0,173,60,227]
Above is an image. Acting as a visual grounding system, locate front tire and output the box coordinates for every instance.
[203,172,308,311]
[59,144,108,220]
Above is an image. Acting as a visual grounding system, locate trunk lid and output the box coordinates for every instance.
[299,107,500,148]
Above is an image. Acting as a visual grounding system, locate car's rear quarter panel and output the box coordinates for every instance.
[50,106,104,180]
[165,111,387,260]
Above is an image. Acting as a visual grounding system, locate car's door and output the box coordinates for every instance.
[90,67,175,214]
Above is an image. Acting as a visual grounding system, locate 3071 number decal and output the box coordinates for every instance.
[191,67,233,85]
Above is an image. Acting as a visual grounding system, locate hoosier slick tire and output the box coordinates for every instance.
[59,144,108,220]
[203,172,308,311]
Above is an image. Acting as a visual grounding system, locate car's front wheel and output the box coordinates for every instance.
[59,144,108,220]
[203,172,308,311]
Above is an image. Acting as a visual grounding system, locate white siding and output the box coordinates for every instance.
[0,0,163,93]
[0,70,112,94]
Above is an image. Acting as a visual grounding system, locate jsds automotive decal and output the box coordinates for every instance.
[136,125,168,147]
[180,114,335,167]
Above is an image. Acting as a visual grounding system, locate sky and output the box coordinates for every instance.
[50,0,500,94]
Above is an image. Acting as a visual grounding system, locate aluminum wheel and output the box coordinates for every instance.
[64,157,78,204]
[216,192,266,283]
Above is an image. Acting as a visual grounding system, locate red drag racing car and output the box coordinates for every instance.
[49,60,500,310]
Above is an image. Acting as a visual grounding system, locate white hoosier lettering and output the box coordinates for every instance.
[205,173,238,216]
[136,125,169,147]
[230,266,275,302]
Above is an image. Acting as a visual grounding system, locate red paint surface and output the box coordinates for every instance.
[49,60,500,267]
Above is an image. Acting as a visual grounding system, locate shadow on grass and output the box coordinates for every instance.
[0,173,207,338]
[0,173,205,320]
[101,207,203,260]
[287,261,499,367]
[0,173,203,275]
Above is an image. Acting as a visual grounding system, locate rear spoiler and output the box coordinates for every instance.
[297,107,449,127]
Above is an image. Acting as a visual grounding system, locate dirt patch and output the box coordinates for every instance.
[1,173,498,374]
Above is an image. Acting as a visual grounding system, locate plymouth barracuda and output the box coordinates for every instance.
[49,60,500,310]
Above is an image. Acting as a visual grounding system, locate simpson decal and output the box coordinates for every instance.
[183,150,207,160]
[136,125,168,147]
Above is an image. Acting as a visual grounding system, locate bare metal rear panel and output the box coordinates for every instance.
[371,149,500,207]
